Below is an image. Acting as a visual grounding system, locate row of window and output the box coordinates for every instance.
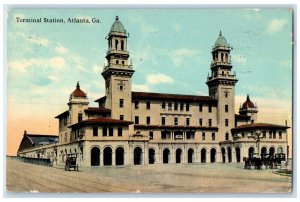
[158,131,217,141]
[134,116,216,127]
[92,127,123,137]
[241,131,283,139]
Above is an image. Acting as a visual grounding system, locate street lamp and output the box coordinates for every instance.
[254,130,262,156]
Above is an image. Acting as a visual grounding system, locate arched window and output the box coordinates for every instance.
[115,39,118,50]
[121,40,124,50]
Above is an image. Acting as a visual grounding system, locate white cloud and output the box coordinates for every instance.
[146,73,174,85]
[267,18,287,33]
[132,84,150,92]
[92,65,102,74]
[231,54,247,65]
[8,57,66,72]
[55,44,68,54]
[170,48,198,67]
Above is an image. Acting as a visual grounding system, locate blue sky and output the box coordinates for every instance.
[6,8,293,155]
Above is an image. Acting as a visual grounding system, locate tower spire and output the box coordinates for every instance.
[219,30,222,36]
[76,81,80,89]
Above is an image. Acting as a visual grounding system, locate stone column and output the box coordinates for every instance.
[112,151,116,166]
[232,150,237,163]
[100,151,103,166]
[207,151,211,163]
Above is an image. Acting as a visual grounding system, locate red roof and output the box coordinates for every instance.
[71,82,87,98]
[55,110,69,118]
[241,94,255,109]
[95,96,106,103]
[231,123,290,132]
[69,117,133,128]
[84,107,111,114]
[132,91,217,103]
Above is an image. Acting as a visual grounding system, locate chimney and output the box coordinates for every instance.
[285,120,288,126]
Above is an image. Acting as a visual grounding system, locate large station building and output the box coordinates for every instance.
[17,16,289,167]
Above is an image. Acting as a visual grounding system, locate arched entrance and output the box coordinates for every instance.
[248,147,255,158]
[261,147,267,155]
[277,147,283,154]
[221,148,226,163]
[115,147,124,166]
[163,148,170,164]
[269,147,275,157]
[134,147,142,165]
[201,148,206,163]
[210,148,216,163]
[188,148,194,163]
[149,148,155,164]
[91,147,100,166]
[176,148,182,163]
[103,147,112,166]
[227,147,232,163]
[235,147,241,163]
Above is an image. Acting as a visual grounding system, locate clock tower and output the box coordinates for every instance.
[102,16,134,120]
[206,31,238,141]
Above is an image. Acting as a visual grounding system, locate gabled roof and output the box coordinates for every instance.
[231,123,290,133]
[132,91,217,103]
[18,132,58,152]
[68,117,133,128]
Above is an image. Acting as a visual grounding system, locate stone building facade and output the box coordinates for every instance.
[17,16,289,168]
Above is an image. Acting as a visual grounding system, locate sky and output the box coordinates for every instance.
[5,8,293,156]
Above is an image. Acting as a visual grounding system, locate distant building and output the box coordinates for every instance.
[17,16,289,167]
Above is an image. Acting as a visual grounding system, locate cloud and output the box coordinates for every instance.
[92,65,102,74]
[132,84,150,92]
[146,73,174,85]
[8,57,66,72]
[267,18,287,33]
[170,48,198,67]
[55,44,68,54]
[27,35,49,46]
[231,54,247,65]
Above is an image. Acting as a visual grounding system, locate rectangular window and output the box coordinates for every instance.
[212,132,215,140]
[135,116,139,124]
[93,127,98,136]
[120,115,124,120]
[186,118,190,126]
[262,131,266,138]
[273,131,276,139]
[161,131,171,139]
[199,103,203,112]
[180,103,184,111]
[186,103,190,111]
[202,132,205,140]
[118,127,122,136]
[186,131,195,139]
[225,119,229,127]
[199,118,203,126]
[208,119,212,127]
[174,103,178,111]
[134,100,139,109]
[209,105,212,113]
[226,132,229,140]
[146,116,151,125]
[162,117,166,125]
[225,104,228,112]
[174,117,178,125]
[103,127,107,136]
[162,102,166,109]
[149,131,153,140]
[146,101,151,110]
[119,99,124,108]
[109,127,113,136]
[78,113,82,122]
[279,131,282,139]
[168,102,172,111]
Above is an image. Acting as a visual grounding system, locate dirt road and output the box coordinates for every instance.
[6,158,292,193]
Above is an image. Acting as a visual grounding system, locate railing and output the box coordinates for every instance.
[208,73,236,80]
[18,157,52,167]
[103,64,133,71]
[106,49,129,55]
[211,61,232,67]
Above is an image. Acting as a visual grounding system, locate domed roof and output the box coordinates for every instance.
[110,16,126,33]
[242,94,255,109]
[71,82,87,98]
[214,31,228,47]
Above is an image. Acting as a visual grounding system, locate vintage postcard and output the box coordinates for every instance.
[5,7,293,194]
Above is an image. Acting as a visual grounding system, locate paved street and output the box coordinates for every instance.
[6,158,292,193]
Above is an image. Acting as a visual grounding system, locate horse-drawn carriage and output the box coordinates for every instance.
[65,155,78,171]
[244,153,286,170]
